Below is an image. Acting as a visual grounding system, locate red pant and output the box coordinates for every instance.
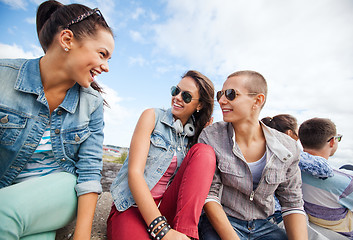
[106,143,216,240]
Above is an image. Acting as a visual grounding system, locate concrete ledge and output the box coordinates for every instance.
[55,192,113,240]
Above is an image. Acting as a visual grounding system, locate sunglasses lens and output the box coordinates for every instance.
[171,86,180,96]
[182,92,192,103]
[225,89,236,101]
[337,135,342,142]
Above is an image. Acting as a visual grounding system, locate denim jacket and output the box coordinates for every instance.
[199,121,303,221]
[0,58,104,196]
[110,108,188,211]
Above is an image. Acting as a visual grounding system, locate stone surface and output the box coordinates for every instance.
[101,161,122,192]
[55,162,122,240]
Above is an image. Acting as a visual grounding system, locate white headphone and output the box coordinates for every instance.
[173,119,195,137]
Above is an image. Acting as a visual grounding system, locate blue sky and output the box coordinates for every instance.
[0,0,352,168]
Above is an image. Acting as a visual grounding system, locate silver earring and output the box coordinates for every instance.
[197,109,199,113]
[64,47,69,52]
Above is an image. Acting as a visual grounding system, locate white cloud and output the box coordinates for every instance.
[131,7,145,20]
[152,0,353,166]
[0,0,27,9]
[97,82,140,147]
[25,17,36,24]
[0,43,43,59]
[128,55,147,67]
[129,30,144,43]
[149,11,158,21]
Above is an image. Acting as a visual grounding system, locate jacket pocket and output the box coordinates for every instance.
[150,132,168,151]
[147,132,171,175]
[218,160,245,188]
[263,168,286,196]
[62,125,91,160]
[148,131,169,160]
[0,109,27,145]
[265,169,286,184]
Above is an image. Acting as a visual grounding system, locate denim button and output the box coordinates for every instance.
[61,158,66,161]
[0,115,8,123]
[55,129,60,134]
[57,110,63,115]
[11,166,21,171]
[25,143,37,147]
[75,134,80,142]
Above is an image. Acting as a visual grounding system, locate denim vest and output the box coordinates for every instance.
[110,108,188,211]
[0,58,104,196]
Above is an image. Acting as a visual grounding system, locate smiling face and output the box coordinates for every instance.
[66,28,114,88]
[171,76,201,125]
[218,76,259,124]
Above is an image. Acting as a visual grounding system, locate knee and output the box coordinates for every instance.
[189,143,216,168]
[0,208,21,238]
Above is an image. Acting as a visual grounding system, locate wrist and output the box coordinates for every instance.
[147,216,171,240]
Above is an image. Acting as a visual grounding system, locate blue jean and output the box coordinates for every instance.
[0,172,77,240]
[199,213,288,240]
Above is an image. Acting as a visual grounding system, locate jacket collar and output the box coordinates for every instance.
[261,121,294,162]
[14,57,79,114]
[161,108,175,128]
[299,151,334,178]
[228,121,294,162]
[14,58,43,95]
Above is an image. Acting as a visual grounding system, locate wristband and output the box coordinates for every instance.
[154,224,171,240]
[153,222,167,234]
[147,216,167,234]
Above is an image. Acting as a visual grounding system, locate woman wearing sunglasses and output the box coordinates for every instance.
[197,70,308,240]
[108,70,215,240]
[0,1,114,239]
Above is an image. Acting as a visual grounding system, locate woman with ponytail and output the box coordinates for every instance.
[0,1,114,239]
[262,114,299,141]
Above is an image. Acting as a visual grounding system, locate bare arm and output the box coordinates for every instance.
[203,201,240,240]
[73,192,98,240]
[283,213,308,240]
[128,109,188,239]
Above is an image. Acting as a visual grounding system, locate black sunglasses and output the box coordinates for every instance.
[65,8,107,29]
[327,134,343,142]
[216,89,258,101]
[171,86,198,104]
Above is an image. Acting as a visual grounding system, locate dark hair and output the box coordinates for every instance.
[36,1,112,52]
[262,114,298,137]
[182,70,214,147]
[227,70,268,108]
[298,118,337,150]
[36,0,113,104]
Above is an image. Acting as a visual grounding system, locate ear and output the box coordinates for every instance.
[285,129,299,141]
[196,102,203,112]
[285,129,292,136]
[253,93,265,110]
[328,138,335,148]
[59,30,74,51]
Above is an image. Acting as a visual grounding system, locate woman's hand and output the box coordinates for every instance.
[163,229,191,240]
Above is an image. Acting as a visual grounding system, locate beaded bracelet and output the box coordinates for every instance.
[147,216,167,234]
[154,224,171,240]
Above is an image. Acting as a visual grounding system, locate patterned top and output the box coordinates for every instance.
[300,152,353,238]
[14,126,63,183]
